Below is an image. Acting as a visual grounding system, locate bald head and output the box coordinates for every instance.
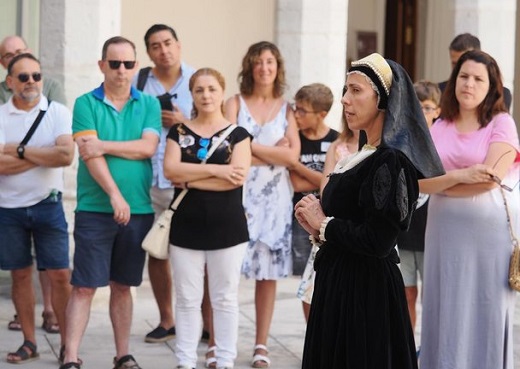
[0,36,29,69]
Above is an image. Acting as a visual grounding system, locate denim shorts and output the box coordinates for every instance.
[0,193,69,271]
[72,211,154,288]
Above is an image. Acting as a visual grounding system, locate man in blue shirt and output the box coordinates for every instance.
[132,24,197,345]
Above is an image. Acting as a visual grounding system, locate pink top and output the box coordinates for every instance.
[430,113,520,183]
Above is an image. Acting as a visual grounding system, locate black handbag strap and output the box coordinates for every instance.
[20,101,52,145]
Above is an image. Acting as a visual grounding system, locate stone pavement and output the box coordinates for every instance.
[1,273,520,368]
[0,275,305,369]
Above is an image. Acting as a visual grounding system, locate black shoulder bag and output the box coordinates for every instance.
[16,101,52,159]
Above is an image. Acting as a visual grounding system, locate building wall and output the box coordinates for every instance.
[121,0,276,97]
[346,0,385,65]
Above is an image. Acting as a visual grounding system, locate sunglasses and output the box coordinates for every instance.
[107,60,136,70]
[15,72,42,83]
[197,138,210,161]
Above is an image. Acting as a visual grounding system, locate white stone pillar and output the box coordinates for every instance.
[276,0,348,130]
[39,0,122,305]
[40,0,122,109]
[453,0,516,92]
[513,0,519,124]
[424,0,516,92]
[39,0,122,222]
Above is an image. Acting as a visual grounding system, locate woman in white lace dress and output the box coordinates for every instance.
[225,41,299,368]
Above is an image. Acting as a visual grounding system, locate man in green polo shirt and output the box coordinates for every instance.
[60,36,161,369]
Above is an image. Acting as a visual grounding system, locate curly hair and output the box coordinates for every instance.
[238,41,286,98]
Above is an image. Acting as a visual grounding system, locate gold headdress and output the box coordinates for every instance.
[349,53,393,109]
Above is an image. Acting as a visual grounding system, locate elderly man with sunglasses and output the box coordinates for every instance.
[0,35,66,105]
[59,36,161,369]
[0,53,74,364]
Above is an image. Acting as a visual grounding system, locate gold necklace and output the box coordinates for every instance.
[364,137,381,149]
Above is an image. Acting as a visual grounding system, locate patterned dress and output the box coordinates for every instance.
[238,96,293,280]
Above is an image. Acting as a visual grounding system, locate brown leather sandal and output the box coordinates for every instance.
[7,314,21,331]
[42,311,60,334]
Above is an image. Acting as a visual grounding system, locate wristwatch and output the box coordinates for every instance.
[16,144,25,159]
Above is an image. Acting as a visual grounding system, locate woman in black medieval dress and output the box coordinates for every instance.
[294,53,445,369]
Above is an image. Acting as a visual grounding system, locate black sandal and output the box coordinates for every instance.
[59,346,83,365]
[113,354,142,369]
[59,363,81,369]
[6,340,40,364]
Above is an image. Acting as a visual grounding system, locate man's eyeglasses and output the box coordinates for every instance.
[197,138,210,161]
[14,72,42,83]
[291,104,317,116]
[107,60,136,70]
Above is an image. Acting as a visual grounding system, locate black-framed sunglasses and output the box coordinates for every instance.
[197,138,210,161]
[107,60,136,70]
[15,72,42,83]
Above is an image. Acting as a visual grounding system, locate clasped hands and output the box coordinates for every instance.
[294,194,326,240]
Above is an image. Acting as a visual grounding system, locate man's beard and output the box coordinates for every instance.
[19,88,40,102]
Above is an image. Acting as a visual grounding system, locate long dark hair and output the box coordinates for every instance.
[440,50,507,127]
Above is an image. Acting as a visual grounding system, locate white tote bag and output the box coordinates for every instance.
[142,124,237,259]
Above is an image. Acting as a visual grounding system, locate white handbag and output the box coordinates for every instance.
[142,124,237,259]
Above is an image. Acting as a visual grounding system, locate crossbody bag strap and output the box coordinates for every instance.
[20,101,52,145]
[202,124,237,163]
[500,188,519,248]
[169,124,237,211]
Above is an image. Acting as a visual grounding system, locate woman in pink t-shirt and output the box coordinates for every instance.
[419,50,520,369]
